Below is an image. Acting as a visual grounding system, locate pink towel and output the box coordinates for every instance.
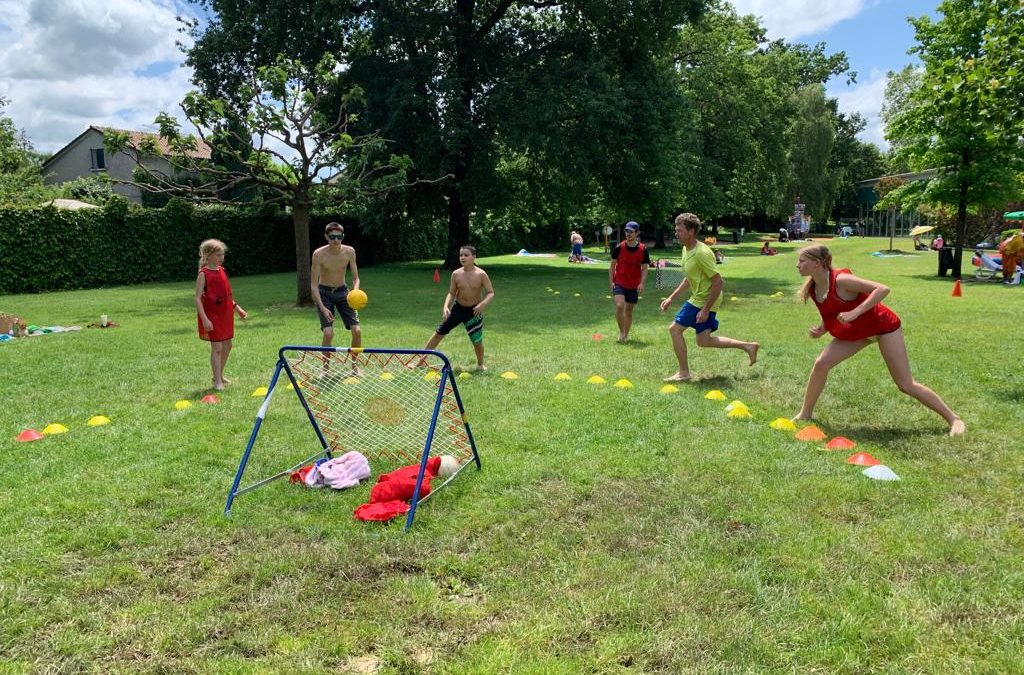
[316,451,371,490]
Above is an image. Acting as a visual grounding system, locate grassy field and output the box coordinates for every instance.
[2,236,1022,673]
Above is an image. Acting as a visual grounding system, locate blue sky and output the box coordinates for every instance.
[0,0,941,154]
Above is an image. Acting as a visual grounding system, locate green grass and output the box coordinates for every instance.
[2,237,1023,673]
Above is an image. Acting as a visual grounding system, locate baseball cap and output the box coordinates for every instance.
[624,221,639,232]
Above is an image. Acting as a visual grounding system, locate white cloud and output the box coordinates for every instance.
[727,0,867,41]
[830,68,890,150]
[0,0,198,153]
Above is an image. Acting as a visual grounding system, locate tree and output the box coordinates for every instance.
[884,0,1024,279]
[185,0,709,268]
[670,3,851,228]
[0,98,53,206]
[106,55,419,305]
[829,112,886,220]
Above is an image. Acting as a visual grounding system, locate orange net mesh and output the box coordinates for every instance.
[285,350,472,466]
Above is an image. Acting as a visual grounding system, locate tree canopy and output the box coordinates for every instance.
[884,0,1024,278]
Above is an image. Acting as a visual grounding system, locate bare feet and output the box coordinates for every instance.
[213,377,231,386]
[474,364,487,373]
[791,413,813,422]
[949,419,966,437]
[746,343,760,366]
[663,373,691,383]
[213,382,225,391]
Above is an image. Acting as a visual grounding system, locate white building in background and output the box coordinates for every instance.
[42,126,211,204]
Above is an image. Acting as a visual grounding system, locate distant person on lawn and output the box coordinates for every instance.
[793,245,964,436]
[660,213,759,382]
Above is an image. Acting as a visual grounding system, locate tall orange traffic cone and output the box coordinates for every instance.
[433,268,440,283]
[951,279,962,297]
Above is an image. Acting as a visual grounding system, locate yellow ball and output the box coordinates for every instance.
[347,289,368,310]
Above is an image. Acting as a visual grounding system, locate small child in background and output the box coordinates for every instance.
[196,239,247,390]
[423,245,494,371]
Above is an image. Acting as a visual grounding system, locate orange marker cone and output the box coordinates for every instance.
[16,429,44,442]
[826,436,857,450]
[200,394,220,404]
[952,279,962,297]
[433,268,440,283]
[795,425,827,441]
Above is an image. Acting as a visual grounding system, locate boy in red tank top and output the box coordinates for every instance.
[793,245,964,436]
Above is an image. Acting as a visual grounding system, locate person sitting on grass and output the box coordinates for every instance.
[760,241,777,256]
[659,213,759,382]
[423,245,494,371]
[792,245,965,436]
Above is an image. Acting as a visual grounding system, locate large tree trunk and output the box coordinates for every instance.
[293,192,313,306]
[443,0,476,270]
[444,183,471,269]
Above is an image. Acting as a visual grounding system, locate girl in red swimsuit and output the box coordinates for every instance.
[196,239,247,390]
[793,245,964,436]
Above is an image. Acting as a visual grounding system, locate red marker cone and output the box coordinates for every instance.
[591,332,603,341]
[200,394,220,404]
[847,452,880,467]
[433,268,440,283]
[16,429,44,442]
[952,279,962,297]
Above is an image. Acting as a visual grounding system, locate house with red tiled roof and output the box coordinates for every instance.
[42,126,212,204]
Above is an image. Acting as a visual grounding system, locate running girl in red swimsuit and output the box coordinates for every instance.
[196,239,247,390]
[793,245,964,436]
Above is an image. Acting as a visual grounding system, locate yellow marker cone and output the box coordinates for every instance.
[727,408,752,419]
[587,375,606,384]
[42,423,69,435]
[613,378,634,389]
[554,372,572,381]
[458,372,472,379]
[769,418,797,431]
[605,295,612,299]
[730,296,739,302]
[174,400,192,410]
[251,386,268,397]
[660,384,679,394]
[553,291,560,295]
[704,390,727,400]
[87,415,111,426]
[343,377,360,385]
[378,372,395,381]
[501,371,519,380]
[286,381,304,389]
[725,400,748,413]
[573,293,581,297]
[424,371,441,382]
[770,291,785,298]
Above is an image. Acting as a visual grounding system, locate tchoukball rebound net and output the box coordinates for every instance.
[224,346,481,529]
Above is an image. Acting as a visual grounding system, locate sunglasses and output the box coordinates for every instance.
[327,233,345,240]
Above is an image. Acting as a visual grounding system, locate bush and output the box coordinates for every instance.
[0,204,295,294]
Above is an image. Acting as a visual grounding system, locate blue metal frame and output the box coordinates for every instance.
[223,346,481,530]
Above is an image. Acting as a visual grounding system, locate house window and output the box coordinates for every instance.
[90,148,106,170]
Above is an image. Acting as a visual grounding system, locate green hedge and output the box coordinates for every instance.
[0,201,295,294]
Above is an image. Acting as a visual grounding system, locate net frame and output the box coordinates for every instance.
[224,346,481,530]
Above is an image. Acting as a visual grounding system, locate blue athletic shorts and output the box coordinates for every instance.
[674,301,719,333]
[612,285,639,304]
[572,243,583,256]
